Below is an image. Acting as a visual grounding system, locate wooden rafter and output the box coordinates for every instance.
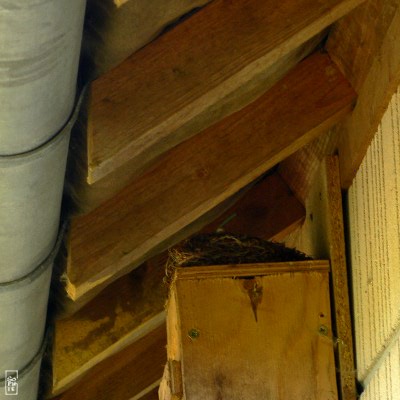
[68,0,365,212]
[326,0,400,188]
[64,51,356,308]
[83,0,212,77]
[88,0,363,184]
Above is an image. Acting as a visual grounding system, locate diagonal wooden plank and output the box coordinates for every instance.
[82,0,212,78]
[89,0,363,183]
[65,51,356,305]
[326,0,399,92]
[68,35,320,214]
[82,0,364,190]
[201,172,305,241]
[52,324,166,400]
[326,0,400,188]
[52,258,167,396]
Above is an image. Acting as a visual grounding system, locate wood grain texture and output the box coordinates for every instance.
[52,258,167,396]
[278,128,338,204]
[325,156,356,399]
[326,0,400,187]
[68,36,320,214]
[166,262,337,399]
[139,387,161,400]
[174,260,330,280]
[82,0,211,78]
[65,51,356,305]
[86,0,364,186]
[52,324,166,400]
[283,156,356,399]
[202,172,305,241]
[326,0,398,92]
[137,386,162,400]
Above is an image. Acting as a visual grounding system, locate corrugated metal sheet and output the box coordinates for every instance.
[348,88,400,398]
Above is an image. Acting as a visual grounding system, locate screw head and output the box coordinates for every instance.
[188,328,200,340]
[319,325,329,336]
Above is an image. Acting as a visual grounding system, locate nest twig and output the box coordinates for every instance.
[165,232,311,284]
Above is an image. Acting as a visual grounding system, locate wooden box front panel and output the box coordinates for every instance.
[168,262,338,400]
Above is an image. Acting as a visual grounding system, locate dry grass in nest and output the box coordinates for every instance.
[165,232,311,284]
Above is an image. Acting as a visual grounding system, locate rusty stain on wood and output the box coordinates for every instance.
[242,278,263,322]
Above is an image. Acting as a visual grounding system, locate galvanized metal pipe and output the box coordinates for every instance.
[0,119,72,281]
[0,1,86,398]
[0,101,81,399]
[0,241,56,377]
[0,0,86,154]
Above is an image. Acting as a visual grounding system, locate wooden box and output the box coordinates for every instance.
[165,261,338,399]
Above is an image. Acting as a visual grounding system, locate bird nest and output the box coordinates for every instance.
[165,232,311,283]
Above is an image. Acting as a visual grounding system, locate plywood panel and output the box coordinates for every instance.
[65,52,356,306]
[167,262,337,399]
[347,88,400,397]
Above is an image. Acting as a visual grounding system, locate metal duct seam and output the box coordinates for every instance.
[0,216,65,289]
[0,333,46,386]
[0,0,86,154]
[0,334,47,400]
[0,89,84,282]
[0,222,65,377]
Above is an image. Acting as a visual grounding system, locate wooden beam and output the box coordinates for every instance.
[52,324,166,400]
[52,171,304,396]
[82,0,211,78]
[89,0,362,184]
[65,52,356,306]
[52,258,167,396]
[69,41,323,215]
[278,129,338,204]
[325,156,357,399]
[71,0,364,212]
[201,172,305,241]
[139,387,161,400]
[283,156,356,399]
[326,0,400,188]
